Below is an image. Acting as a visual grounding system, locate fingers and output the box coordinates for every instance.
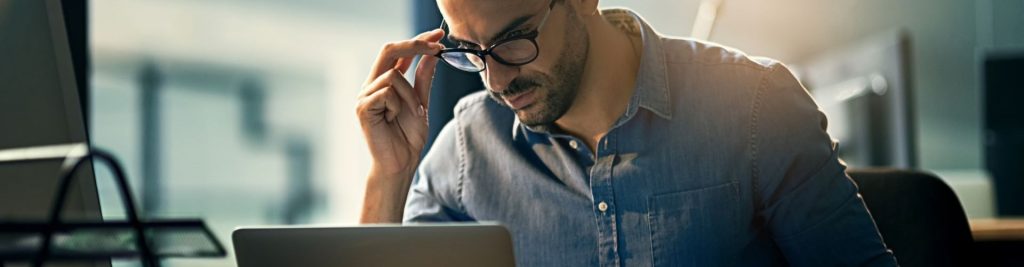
[361,69,425,118]
[359,86,403,123]
[380,88,402,122]
[413,55,439,110]
[358,29,444,127]
[366,29,445,85]
[394,29,447,73]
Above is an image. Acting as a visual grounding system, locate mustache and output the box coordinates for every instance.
[494,77,541,98]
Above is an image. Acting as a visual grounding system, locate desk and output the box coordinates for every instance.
[971,218,1024,241]
[971,218,1024,266]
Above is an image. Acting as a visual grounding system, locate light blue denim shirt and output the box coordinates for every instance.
[404,8,898,267]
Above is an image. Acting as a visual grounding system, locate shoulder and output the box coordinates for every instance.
[656,37,805,128]
[660,36,782,71]
[424,91,516,167]
[412,91,509,215]
[414,90,515,204]
[420,91,499,170]
[659,36,795,98]
[659,37,812,113]
[654,35,821,156]
[450,90,517,140]
[452,90,511,121]
[453,90,493,113]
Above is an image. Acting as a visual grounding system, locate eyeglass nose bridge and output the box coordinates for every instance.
[477,49,516,70]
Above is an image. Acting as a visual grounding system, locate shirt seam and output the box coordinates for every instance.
[750,64,776,211]
[664,59,771,70]
[454,109,469,214]
[657,38,671,119]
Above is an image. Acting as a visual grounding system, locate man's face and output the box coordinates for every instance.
[439,0,589,127]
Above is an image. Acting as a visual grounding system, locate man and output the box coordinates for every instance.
[355,0,899,266]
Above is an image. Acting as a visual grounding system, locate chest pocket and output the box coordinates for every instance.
[648,181,740,266]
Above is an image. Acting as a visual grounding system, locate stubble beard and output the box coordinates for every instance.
[488,10,589,129]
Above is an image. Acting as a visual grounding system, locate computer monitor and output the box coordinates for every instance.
[984,51,1024,216]
[0,0,106,266]
[797,31,916,169]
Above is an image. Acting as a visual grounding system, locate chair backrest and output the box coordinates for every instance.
[848,168,974,267]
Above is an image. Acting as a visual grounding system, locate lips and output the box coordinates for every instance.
[503,88,537,110]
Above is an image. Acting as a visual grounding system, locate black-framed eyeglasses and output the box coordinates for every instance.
[435,1,556,73]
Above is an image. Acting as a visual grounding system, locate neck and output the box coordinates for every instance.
[554,12,641,152]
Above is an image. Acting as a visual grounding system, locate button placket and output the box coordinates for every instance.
[589,132,620,267]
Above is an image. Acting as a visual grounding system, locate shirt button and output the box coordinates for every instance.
[569,140,579,150]
[597,201,608,212]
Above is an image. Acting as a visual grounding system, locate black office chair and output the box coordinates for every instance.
[848,168,975,267]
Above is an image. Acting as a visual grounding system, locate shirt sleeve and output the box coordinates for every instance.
[752,63,899,266]
[403,117,473,223]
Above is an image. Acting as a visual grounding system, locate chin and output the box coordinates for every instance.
[514,106,542,123]
[515,103,561,128]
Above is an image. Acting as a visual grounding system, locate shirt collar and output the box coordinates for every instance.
[608,8,672,121]
[513,8,672,138]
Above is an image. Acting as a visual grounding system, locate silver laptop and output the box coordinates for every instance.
[232,223,516,267]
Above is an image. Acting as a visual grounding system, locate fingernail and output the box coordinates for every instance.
[419,105,426,117]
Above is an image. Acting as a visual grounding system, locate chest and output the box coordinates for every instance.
[459,123,760,265]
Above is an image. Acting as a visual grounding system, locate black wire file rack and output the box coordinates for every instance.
[0,146,226,267]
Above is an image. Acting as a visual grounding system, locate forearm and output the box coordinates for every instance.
[359,170,415,223]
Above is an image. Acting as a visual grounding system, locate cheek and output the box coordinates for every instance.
[520,46,562,85]
[535,37,564,69]
[533,27,568,70]
[532,80,560,105]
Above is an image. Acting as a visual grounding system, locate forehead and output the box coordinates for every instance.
[437,0,548,44]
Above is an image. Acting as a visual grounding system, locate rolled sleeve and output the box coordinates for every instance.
[752,63,898,266]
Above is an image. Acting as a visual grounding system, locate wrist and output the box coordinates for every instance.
[368,165,416,185]
[361,169,415,223]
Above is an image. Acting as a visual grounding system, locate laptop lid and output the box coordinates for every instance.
[232,223,515,267]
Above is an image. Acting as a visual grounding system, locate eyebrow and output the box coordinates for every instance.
[446,14,534,47]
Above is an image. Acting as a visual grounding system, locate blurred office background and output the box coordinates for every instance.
[79,0,1022,266]
[89,1,409,266]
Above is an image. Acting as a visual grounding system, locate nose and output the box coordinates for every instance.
[483,57,518,94]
